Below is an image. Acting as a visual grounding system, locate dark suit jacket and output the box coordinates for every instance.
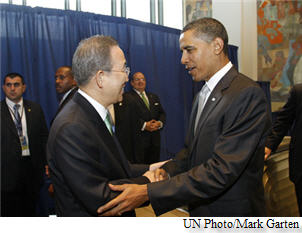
[1,99,48,193]
[266,84,302,184]
[148,67,271,216]
[47,92,149,216]
[123,90,166,163]
[114,101,136,163]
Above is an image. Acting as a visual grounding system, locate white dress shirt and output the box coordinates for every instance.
[6,97,30,156]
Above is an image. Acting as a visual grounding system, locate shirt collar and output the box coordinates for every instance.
[206,61,233,92]
[61,87,76,103]
[134,88,146,95]
[78,89,108,121]
[6,97,23,110]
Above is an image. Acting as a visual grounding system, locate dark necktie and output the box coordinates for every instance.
[13,104,22,136]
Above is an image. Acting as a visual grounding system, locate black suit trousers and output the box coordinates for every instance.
[1,157,39,216]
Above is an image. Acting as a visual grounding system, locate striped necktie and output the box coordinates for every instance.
[13,104,23,136]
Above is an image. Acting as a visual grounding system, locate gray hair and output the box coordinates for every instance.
[72,35,118,86]
[182,17,229,56]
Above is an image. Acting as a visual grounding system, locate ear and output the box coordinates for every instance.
[212,37,224,55]
[22,84,27,93]
[72,79,77,86]
[95,70,104,88]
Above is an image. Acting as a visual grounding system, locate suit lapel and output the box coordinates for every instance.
[57,87,78,113]
[146,93,154,111]
[73,93,132,177]
[132,90,150,111]
[24,100,33,139]
[1,101,19,138]
[190,68,237,153]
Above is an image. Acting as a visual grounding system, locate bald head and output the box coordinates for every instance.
[131,72,146,93]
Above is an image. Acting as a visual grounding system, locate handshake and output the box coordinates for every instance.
[143,160,170,182]
[97,160,170,216]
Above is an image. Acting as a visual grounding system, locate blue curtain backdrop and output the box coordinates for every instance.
[0,3,240,160]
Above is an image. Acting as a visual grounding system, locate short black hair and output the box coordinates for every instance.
[4,72,25,84]
[182,17,229,56]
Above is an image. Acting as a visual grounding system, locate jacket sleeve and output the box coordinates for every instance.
[266,86,297,151]
[37,104,49,166]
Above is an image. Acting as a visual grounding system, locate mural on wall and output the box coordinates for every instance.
[257,0,302,103]
[184,0,212,26]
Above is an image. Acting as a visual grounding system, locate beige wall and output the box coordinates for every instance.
[212,0,258,80]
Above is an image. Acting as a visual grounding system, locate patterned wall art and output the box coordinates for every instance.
[257,0,302,105]
[183,0,212,26]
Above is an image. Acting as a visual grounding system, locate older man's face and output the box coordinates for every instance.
[102,46,129,103]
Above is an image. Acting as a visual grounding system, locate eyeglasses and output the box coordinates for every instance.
[105,66,130,76]
[133,78,145,82]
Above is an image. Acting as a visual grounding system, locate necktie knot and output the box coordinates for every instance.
[14,104,20,111]
[201,83,210,96]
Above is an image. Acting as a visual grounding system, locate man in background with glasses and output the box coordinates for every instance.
[122,72,166,164]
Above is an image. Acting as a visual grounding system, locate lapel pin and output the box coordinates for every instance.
[28,108,31,112]
[211,98,216,101]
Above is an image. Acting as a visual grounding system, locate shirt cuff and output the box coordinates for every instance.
[141,122,147,131]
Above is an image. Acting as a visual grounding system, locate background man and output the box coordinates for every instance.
[54,66,77,115]
[98,18,271,217]
[265,83,302,216]
[1,72,48,216]
[123,72,166,164]
[47,35,154,216]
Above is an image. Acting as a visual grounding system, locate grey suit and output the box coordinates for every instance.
[47,92,149,216]
[148,67,271,216]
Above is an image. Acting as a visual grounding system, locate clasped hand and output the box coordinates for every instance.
[145,120,161,132]
[97,168,168,216]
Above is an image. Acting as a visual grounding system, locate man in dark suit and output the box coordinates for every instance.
[98,18,271,217]
[265,84,302,216]
[47,35,155,217]
[1,72,48,216]
[122,72,166,164]
[54,66,78,115]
